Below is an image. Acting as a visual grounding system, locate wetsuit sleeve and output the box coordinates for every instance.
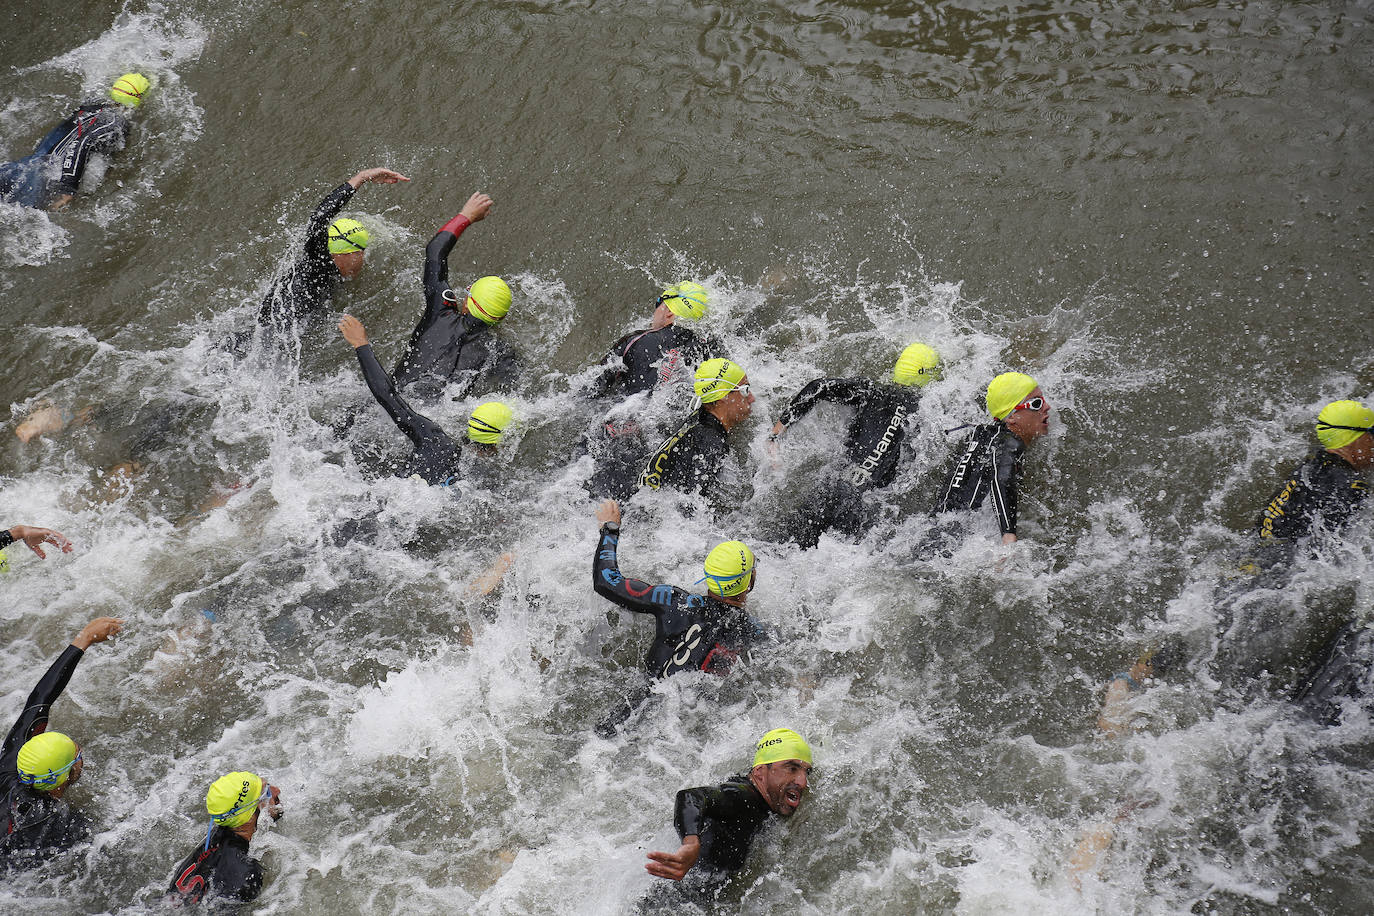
[0,529,13,550]
[54,110,129,194]
[306,182,357,240]
[1,645,84,772]
[353,344,452,451]
[421,215,473,321]
[777,378,872,428]
[31,113,80,157]
[591,525,671,617]
[990,429,1023,536]
[674,783,752,839]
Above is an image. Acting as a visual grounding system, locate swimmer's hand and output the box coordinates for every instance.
[460,192,493,223]
[348,167,410,188]
[595,500,621,528]
[339,315,369,348]
[645,836,700,881]
[9,525,73,559]
[73,616,123,651]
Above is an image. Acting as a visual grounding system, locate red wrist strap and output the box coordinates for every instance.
[439,213,471,236]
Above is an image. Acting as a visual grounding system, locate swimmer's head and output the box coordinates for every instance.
[986,372,1038,420]
[206,772,265,830]
[460,276,512,325]
[693,358,747,405]
[752,728,812,768]
[892,343,941,388]
[328,218,368,255]
[698,540,756,597]
[467,401,514,445]
[109,73,150,108]
[16,732,80,792]
[657,282,709,322]
[328,218,368,278]
[1316,399,1374,450]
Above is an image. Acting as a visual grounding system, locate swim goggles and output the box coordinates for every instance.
[17,749,82,789]
[1316,421,1374,435]
[205,783,276,850]
[328,225,366,252]
[1013,396,1045,412]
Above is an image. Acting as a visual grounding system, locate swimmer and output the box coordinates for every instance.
[768,342,942,548]
[0,616,122,869]
[1096,638,1184,737]
[0,73,149,211]
[935,372,1051,544]
[586,281,724,402]
[167,772,283,904]
[391,192,517,402]
[255,167,411,331]
[591,499,765,735]
[1255,399,1372,548]
[592,358,754,511]
[0,525,73,560]
[339,315,513,486]
[1294,619,1373,726]
[645,728,813,881]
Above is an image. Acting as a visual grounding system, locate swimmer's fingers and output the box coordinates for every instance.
[74,616,124,650]
[461,192,493,223]
[10,525,73,559]
[595,500,621,527]
[339,315,369,348]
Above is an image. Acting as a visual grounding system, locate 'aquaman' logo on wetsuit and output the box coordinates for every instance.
[848,406,907,486]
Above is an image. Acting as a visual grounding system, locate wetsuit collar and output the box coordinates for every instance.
[697,408,728,436]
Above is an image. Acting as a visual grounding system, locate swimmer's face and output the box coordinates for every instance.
[1003,386,1050,443]
[751,759,811,817]
[716,376,755,426]
[1345,432,1374,470]
[332,250,365,279]
[650,300,676,330]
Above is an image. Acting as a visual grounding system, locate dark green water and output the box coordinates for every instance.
[0,1,1371,913]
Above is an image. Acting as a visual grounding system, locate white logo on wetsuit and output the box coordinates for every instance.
[849,406,907,486]
[662,623,703,676]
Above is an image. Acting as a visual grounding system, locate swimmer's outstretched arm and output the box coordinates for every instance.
[645,836,700,881]
[1,525,73,559]
[347,167,410,189]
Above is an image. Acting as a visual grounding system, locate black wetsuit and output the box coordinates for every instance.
[628,409,750,513]
[1295,621,1373,726]
[674,775,773,874]
[256,182,357,331]
[0,102,130,210]
[392,215,516,402]
[935,422,1025,537]
[588,324,723,402]
[773,377,923,548]
[167,827,263,905]
[351,344,463,486]
[1256,450,1368,543]
[0,529,14,550]
[591,523,763,733]
[0,645,91,869]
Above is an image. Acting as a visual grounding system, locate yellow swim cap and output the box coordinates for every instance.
[752,728,812,768]
[893,343,941,388]
[328,218,369,254]
[468,401,514,445]
[693,358,747,405]
[16,732,79,791]
[207,772,264,829]
[466,276,512,325]
[986,372,1038,420]
[659,282,708,321]
[1316,399,1374,450]
[700,540,755,597]
[109,73,150,107]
